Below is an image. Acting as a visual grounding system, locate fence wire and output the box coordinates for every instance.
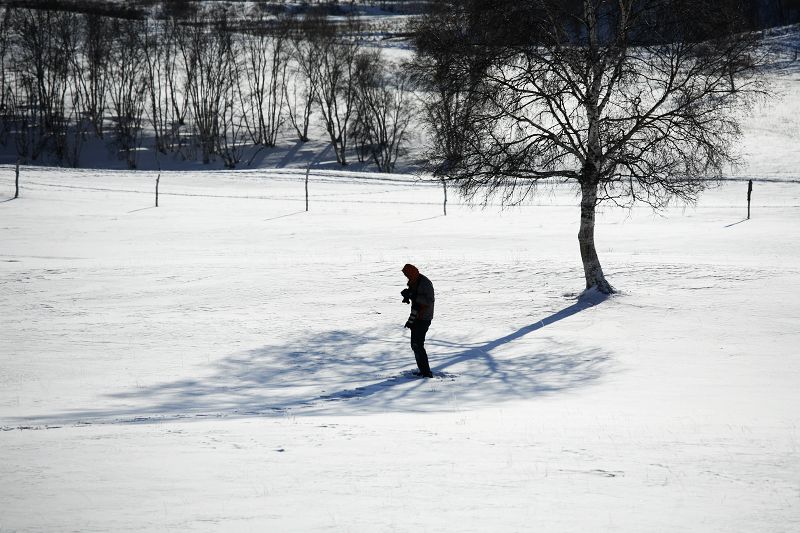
[2,165,800,209]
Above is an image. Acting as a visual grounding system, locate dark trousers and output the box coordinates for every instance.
[410,320,432,376]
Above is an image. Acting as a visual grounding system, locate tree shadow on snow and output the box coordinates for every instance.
[18,292,612,427]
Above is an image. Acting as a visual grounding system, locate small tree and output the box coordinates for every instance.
[352,51,415,172]
[9,8,78,163]
[219,32,246,168]
[178,11,238,165]
[0,7,12,144]
[163,18,191,151]
[314,15,362,166]
[240,14,290,148]
[142,18,175,155]
[285,9,325,143]
[416,0,765,294]
[411,4,481,177]
[107,18,148,169]
[73,12,112,139]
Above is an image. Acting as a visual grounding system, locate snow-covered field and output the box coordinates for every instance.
[1,163,799,532]
[2,22,800,532]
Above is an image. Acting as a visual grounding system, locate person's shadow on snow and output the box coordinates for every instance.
[17,292,612,426]
[308,289,611,410]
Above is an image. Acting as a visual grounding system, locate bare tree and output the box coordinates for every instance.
[416,0,765,294]
[73,12,112,139]
[106,18,148,169]
[140,18,190,157]
[411,4,481,178]
[164,18,191,148]
[351,51,415,172]
[284,9,324,142]
[0,7,12,143]
[8,8,79,163]
[219,31,247,168]
[240,14,290,148]
[142,18,176,156]
[178,12,238,165]
[314,15,363,166]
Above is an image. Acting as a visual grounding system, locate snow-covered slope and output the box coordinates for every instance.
[1,165,799,531]
[1,19,799,533]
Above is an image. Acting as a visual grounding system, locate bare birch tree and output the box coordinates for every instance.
[415,0,765,294]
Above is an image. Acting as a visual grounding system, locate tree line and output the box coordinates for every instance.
[0,5,416,171]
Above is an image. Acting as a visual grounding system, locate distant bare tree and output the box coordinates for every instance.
[106,18,148,168]
[72,12,112,139]
[0,7,11,142]
[140,18,189,157]
[352,51,415,172]
[163,18,191,147]
[416,0,765,294]
[142,19,173,156]
[240,14,289,148]
[314,15,363,165]
[284,9,324,142]
[178,12,238,164]
[8,8,79,163]
[219,32,246,168]
[411,4,481,179]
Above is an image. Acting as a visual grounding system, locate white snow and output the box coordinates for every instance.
[2,165,799,532]
[2,27,800,533]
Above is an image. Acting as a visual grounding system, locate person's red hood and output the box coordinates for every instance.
[402,264,419,283]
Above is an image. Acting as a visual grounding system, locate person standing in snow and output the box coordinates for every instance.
[401,264,435,378]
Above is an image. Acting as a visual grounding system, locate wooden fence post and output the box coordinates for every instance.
[305,167,310,212]
[747,179,753,220]
[442,178,447,216]
[14,160,20,199]
[155,173,161,207]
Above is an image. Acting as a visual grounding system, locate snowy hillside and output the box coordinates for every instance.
[1,16,800,533]
[1,163,799,531]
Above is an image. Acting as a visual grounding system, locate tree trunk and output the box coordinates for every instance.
[580,5,613,296]
[578,179,613,294]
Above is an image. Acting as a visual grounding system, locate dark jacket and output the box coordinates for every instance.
[409,274,435,322]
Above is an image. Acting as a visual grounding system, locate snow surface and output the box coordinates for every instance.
[1,24,800,533]
[1,164,799,532]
